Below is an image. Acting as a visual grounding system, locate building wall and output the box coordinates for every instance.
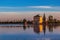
[33,16,43,25]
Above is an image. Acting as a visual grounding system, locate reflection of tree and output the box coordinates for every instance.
[23,23,31,30]
[23,25,26,30]
[43,24,46,35]
[27,25,29,28]
[48,24,53,32]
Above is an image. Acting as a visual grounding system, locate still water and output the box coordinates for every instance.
[0,24,60,40]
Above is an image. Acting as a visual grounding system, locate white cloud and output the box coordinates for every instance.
[0,6,53,9]
[0,6,59,12]
[0,6,59,9]
[27,6,52,8]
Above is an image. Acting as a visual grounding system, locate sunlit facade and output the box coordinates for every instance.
[39,16,43,24]
[33,15,43,25]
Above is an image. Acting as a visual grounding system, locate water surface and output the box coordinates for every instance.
[0,24,59,40]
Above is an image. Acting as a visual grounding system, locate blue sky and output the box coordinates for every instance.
[0,0,60,6]
[0,0,60,12]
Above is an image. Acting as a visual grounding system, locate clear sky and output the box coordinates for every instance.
[0,0,59,6]
[0,0,60,21]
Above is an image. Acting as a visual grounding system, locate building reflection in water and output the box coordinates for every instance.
[43,24,46,35]
[33,23,60,34]
[33,24,46,34]
[39,24,43,32]
[33,24,40,33]
[0,23,59,34]
[33,23,55,34]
